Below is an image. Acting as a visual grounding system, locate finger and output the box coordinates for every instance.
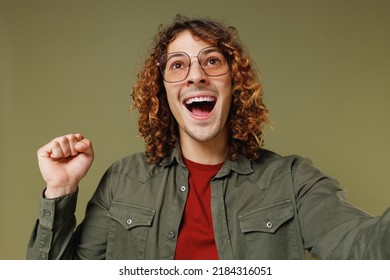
[50,141,64,159]
[37,142,55,159]
[74,133,84,141]
[67,134,80,156]
[75,138,93,154]
[38,134,91,160]
[56,136,72,158]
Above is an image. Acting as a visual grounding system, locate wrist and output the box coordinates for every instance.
[44,186,77,199]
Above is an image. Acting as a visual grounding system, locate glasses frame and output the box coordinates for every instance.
[157,46,231,83]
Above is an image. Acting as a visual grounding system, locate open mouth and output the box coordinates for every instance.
[184,96,216,116]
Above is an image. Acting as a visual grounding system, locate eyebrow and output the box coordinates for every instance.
[166,46,218,58]
[166,52,187,60]
[200,48,220,55]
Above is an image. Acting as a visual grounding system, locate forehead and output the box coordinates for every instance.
[167,30,214,55]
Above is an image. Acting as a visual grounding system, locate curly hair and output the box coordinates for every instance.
[131,15,269,163]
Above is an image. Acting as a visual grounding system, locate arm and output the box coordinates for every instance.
[293,158,390,259]
[37,133,94,198]
[26,190,79,259]
[27,134,94,259]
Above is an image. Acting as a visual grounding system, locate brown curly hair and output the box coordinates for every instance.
[131,15,269,163]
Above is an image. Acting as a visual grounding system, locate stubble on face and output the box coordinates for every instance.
[164,31,232,147]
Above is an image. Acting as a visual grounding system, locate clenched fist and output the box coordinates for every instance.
[37,134,94,198]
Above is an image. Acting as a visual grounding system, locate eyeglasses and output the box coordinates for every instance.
[157,46,231,83]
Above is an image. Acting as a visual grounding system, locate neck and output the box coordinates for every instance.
[180,132,228,165]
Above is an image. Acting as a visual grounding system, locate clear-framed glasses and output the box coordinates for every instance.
[157,46,231,83]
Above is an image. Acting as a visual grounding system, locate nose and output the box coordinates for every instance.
[185,59,208,85]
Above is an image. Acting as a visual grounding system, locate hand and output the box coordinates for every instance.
[37,134,94,198]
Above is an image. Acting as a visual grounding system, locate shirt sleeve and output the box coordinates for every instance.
[26,189,78,259]
[293,157,390,259]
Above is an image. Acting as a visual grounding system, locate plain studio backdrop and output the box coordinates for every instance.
[0,0,389,259]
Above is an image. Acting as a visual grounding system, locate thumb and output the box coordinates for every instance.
[75,139,93,154]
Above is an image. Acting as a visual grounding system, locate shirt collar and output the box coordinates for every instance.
[159,144,185,167]
[159,144,254,177]
[217,154,253,178]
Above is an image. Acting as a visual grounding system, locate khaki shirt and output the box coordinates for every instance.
[27,147,390,259]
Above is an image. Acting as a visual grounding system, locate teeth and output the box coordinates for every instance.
[184,96,216,105]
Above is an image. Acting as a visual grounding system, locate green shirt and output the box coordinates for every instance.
[27,147,390,259]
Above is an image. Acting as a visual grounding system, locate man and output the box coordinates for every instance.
[27,15,390,260]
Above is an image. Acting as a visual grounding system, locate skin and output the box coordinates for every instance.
[164,30,232,164]
[37,29,233,198]
[37,133,94,198]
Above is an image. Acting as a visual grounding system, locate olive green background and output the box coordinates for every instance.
[1,0,389,259]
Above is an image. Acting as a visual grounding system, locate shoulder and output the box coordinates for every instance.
[254,149,308,170]
[249,149,317,182]
[252,149,334,186]
[106,151,170,183]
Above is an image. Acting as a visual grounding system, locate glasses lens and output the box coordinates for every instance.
[158,47,230,83]
[159,52,190,83]
[199,47,229,77]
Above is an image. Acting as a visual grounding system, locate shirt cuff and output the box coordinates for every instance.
[39,188,79,230]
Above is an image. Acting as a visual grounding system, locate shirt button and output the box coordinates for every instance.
[167,231,175,239]
[126,218,132,225]
[180,186,187,192]
[43,210,51,216]
[266,221,273,228]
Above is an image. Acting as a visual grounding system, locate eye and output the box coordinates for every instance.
[206,57,221,66]
[201,51,226,67]
[169,61,185,70]
[165,53,189,72]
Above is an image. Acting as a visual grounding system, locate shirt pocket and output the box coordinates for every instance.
[237,200,298,259]
[106,202,155,259]
[238,200,294,233]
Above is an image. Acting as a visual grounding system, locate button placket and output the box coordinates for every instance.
[167,231,175,239]
[43,210,51,216]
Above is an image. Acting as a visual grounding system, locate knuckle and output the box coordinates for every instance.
[51,140,61,148]
[53,136,66,146]
[75,133,84,140]
[68,134,78,143]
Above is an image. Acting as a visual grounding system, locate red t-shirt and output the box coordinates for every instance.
[174,157,224,260]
